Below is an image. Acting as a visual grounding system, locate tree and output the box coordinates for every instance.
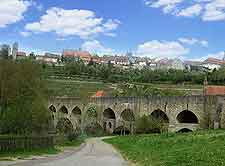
[0,59,51,135]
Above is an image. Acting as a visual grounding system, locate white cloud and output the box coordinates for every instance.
[82,40,115,55]
[0,0,31,28]
[146,0,184,14]
[25,7,120,39]
[136,40,189,59]
[20,31,31,37]
[145,0,225,21]
[177,4,203,17]
[202,0,225,21]
[178,37,208,47]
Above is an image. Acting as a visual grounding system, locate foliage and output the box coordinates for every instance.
[42,62,225,86]
[56,118,74,135]
[84,122,104,137]
[86,105,97,117]
[113,83,187,97]
[135,115,163,134]
[105,130,225,166]
[0,59,50,135]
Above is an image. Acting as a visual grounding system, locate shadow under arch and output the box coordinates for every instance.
[72,106,81,115]
[49,105,56,113]
[103,108,116,119]
[177,110,198,124]
[150,109,169,123]
[177,128,193,133]
[113,126,130,135]
[59,105,68,114]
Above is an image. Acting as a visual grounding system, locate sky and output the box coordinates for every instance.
[0,0,225,60]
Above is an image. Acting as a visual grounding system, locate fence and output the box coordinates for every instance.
[0,135,54,152]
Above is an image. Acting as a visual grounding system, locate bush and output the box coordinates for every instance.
[67,130,80,141]
[135,115,166,134]
[84,122,104,137]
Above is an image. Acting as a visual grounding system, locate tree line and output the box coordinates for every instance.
[45,60,225,85]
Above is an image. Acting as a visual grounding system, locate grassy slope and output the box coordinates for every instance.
[46,79,114,97]
[104,130,225,166]
[46,79,203,97]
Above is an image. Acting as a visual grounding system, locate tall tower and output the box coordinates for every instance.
[12,42,18,60]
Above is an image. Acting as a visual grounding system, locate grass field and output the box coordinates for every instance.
[104,130,225,166]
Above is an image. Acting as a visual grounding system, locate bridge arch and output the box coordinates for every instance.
[177,128,193,133]
[113,126,130,135]
[103,108,116,119]
[72,106,81,116]
[59,106,68,114]
[150,109,169,123]
[103,108,116,133]
[177,110,198,124]
[49,105,56,113]
[121,109,135,122]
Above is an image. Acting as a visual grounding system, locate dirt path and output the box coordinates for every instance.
[0,137,128,166]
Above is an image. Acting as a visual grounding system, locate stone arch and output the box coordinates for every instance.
[72,106,81,116]
[103,108,116,134]
[103,108,116,119]
[177,128,193,133]
[121,109,135,122]
[56,118,73,134]
[71,106,82,127]
[113,126,130,135]
[59,106,68,114]
[177,110,198,124]
[49,105,56,113]
[150,109,169,123]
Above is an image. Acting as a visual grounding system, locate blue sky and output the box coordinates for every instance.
[0,0,225,60]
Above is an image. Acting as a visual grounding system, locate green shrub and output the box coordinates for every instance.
[135,115,166,134]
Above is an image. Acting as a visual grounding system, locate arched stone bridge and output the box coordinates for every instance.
[48,95,225,134]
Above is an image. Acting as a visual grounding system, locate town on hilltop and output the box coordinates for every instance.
[1,42,225,72]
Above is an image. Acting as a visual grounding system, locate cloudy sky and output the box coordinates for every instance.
[0,0,225,60]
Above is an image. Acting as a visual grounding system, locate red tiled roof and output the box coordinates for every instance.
[63,50,92,59]
[203,58,225,65]
[92,90,105,97]
[205,86,225,96]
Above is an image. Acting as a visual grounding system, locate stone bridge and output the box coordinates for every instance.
[48,95,225,134]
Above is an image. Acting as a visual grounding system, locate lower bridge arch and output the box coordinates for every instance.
[177,128,193,133]
[113,126,130,135]
[103,108,116,134]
